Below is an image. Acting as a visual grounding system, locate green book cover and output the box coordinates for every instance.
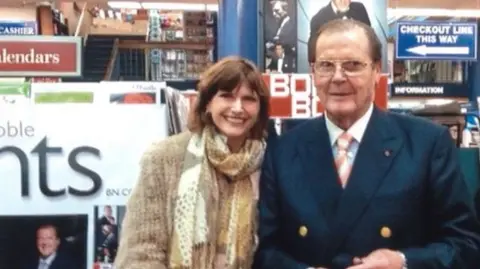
[34,91,94,103]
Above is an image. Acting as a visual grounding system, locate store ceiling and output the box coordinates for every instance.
[388,0,480,9]
[2,0,218,7]
[2,0,479,9]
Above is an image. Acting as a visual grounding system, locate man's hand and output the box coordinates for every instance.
[346,249,404,269]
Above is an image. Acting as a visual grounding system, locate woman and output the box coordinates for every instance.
[114,56,270,269]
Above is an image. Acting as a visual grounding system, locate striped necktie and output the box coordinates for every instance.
[335,132,353,188]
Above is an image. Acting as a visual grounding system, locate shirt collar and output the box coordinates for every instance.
[325,103,374,146]
[331,1,350,14]
[40,252,57,265]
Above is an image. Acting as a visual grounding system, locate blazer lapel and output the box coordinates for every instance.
[329,108,404,252]
[297,117,343,227]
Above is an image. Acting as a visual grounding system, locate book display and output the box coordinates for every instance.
[146,9,217,81]
[52,9,69,36]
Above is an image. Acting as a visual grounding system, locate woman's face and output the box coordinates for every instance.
[207,83,260,141]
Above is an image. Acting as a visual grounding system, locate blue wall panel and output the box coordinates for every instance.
[217,0,258,64]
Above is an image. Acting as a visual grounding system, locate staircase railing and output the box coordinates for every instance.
[74,3,86,37]
[104,39,211,81]
[104,38,120,80]
[74,2,94,45]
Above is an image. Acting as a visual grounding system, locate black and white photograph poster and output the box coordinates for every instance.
[263,0,388,73]
[264,0,298,74]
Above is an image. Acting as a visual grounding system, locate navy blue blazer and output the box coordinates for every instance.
[253,108,480,269]
[23,252,80,269]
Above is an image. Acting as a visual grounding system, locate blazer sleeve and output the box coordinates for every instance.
[307,13,322,63]
[114,145,168,269]
[400,128,480,269]
[353,3,371,26]
[253,142,309,269]
[267,59,275,71]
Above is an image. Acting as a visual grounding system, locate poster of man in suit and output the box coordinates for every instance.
[263,0,388,73]
[305,0,387,72]
[263,0,297,73]
[307,0,371,62]
[266,43,296,73]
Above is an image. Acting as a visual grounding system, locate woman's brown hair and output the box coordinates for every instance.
[187,56,270,139]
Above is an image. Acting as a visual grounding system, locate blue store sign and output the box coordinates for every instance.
[391,83,469,98]
[0,21,37,35]
[396,21,477,60]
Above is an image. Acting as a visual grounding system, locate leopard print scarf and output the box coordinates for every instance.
[169,126,265,269]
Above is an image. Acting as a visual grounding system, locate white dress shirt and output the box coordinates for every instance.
[325,103,374,163]
[38,252,56,269]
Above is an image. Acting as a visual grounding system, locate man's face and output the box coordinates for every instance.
[333,0,352,12]
[313,28,379,120]
[275,45,284,57]
[37,227,60,257]
[271,1,287,19]
[104,206,112,216]
[449,126,458,140]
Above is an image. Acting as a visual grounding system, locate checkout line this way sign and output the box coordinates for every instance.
[396,21,478,60]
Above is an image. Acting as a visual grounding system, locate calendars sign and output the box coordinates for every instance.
[0,36,82,77]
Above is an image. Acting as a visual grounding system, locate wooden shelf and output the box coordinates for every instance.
[118,40,212,50]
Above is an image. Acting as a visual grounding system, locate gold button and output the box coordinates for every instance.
[298,226,308,237]
[380,226,391,238]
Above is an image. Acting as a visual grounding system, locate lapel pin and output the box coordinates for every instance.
[384,150,391,157]
[298,225,308,237]
[380,226,392,238]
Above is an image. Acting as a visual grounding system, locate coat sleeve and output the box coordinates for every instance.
[307,13,321,63]
[253,141,309,269]
[400,128,480,269]
[353,2,371,26]
[114,143,169,269]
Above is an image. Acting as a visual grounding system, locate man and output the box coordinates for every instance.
[98,205,116,226]
[24,224,78,269]
[267,43,295,73]
[266,0,296,56]
[100,224,118,262]
[308,0,371,63]
[253,19,480,269]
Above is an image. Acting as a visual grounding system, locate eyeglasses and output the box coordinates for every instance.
[313,60,372,77]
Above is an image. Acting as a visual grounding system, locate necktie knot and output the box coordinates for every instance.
[40,260,49,269]
[336,132,353,151]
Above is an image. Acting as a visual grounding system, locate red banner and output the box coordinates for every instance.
[0,36,82,77]
[264,73,388,118]
[183,73,388,119]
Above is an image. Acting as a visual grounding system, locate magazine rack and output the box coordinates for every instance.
[411,102,465,147]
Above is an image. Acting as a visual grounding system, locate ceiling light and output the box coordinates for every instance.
[108,1,142,9]
[141,3,218,11]
[388,8,480,18]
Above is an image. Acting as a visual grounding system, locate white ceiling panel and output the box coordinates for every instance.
[1,0,218,8]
